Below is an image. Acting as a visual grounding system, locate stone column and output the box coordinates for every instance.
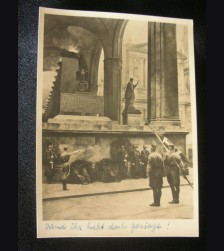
[60,57,79,93]
[148,22,180,127]
[104,58,122,121]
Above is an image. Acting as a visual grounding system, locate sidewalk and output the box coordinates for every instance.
[42,168,194,200]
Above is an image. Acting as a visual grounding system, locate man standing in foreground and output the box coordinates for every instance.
[164,144,184,204]
[147,144,163,207]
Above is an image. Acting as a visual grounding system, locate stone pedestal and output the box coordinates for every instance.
[127,113,142,126]
[122,106,142,125]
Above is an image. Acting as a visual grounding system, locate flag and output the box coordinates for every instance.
[160,135,173,148]
[67,149,86,165]
[158,134,188,163]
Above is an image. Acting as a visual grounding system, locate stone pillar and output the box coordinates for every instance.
[60,57,79,93]
[104,58,122,121]
[148,22,180,127]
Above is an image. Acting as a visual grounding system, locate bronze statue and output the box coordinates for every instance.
[124,78,139,108]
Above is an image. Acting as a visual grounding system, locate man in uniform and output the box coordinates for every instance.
[60,146,71,163]
[130,145,141,178]
[164,144,184,204]
[140,145,150,178]
[116,145,128,179]
[147,144,163,207]
[161,147,169,177]
[45,145,57,183]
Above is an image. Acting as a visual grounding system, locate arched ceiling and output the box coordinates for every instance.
[44,24,101,71]
[44,14,127,58]
[43,14,128,72]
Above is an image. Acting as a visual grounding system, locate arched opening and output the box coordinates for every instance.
[43,25,105,118]
[121,20,148,124]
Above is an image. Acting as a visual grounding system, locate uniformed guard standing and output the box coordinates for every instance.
[147,144,163,207]
[164,144,184,204]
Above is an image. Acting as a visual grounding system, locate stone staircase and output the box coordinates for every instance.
[43,114,147,132]
[43,61,62,122]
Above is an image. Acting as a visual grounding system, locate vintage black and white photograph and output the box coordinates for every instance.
[36,7,198,237]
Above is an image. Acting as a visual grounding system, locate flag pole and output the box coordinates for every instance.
[146,123,193,189]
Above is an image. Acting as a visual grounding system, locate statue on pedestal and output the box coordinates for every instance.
[124,78,139,110]
[122,78,141,125]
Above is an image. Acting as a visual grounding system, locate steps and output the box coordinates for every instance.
[43,115,146,132]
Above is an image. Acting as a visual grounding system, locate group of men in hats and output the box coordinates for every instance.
[116,145,149,179]
[147,144,184,207]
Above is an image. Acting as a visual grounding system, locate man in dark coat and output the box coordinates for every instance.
[147,144,163,207]
[130,145,141,178]
[124,78,139,107]
[140,145,150,178]
[116,145,128,179]
[164,144,184,204]
[45,145,57,183]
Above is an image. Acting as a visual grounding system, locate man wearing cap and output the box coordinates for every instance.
[140,145,150,178]
[164,144,184,204]
[147,144,163,207]
[124,78,139,107]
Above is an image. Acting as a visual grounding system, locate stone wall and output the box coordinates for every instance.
[43,132,187,163]
[60,93,104,116]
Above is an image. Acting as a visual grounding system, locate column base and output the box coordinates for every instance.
[147,118,181,131]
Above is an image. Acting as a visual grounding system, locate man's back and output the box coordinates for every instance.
[148,152,163,169]
[166,152,182,167]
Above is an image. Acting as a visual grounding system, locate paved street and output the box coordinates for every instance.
[42,169,194,221]
[43,185,193,221]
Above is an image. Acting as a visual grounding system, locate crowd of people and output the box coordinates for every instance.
[44,143,189,205]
